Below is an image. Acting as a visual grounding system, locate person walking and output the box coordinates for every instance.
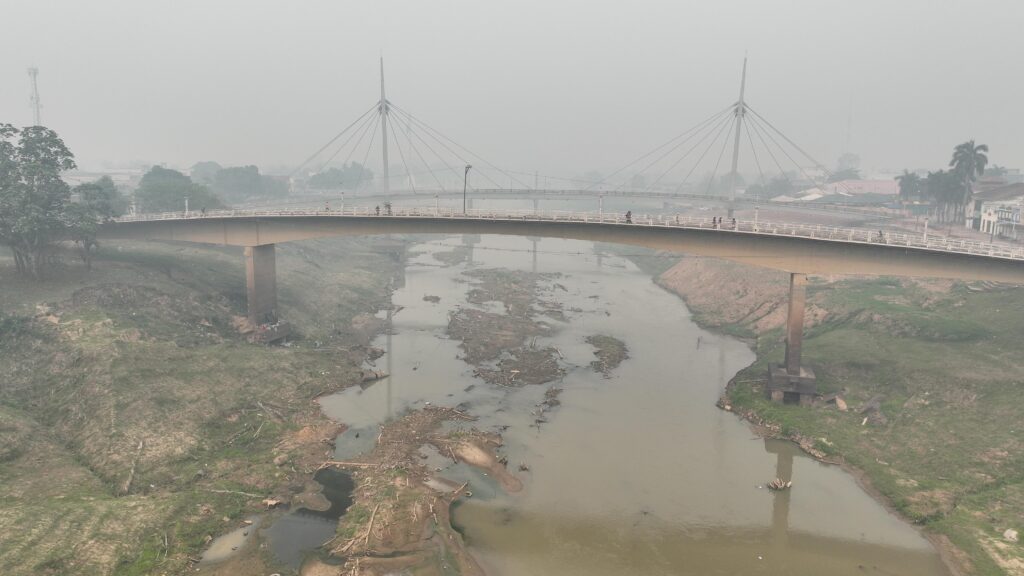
[625,210,632,223]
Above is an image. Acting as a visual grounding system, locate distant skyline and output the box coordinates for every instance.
[2,0,1022,180]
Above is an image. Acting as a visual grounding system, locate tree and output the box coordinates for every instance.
[308,163,374,190]
[922,170,962,223]
[827,168,860,183]
[0,124,77,278]
[80,176,128,218]
[135,166,225,213]
[747,175,793,200]
[213,165,262,201]
[894,170,922,204]
[190,161,222,185]
[949,140,988,223]
[64,178,127,270]
[211,165,289,202]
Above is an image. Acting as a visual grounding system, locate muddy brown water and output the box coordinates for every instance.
[317,229,948,576]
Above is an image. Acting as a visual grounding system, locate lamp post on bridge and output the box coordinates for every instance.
[463,164,472,214]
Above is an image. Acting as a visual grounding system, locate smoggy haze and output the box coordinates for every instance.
[2,0,1022,177]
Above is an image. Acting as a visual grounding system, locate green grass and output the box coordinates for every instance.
[0,236,409,575]
[723,276,1024,573]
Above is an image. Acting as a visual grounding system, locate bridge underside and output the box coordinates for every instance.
[100,215,1023,402]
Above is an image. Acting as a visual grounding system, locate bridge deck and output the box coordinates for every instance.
[112,206,1024,262]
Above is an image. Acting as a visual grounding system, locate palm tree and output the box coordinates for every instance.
[894,170,921,205]
[949,140,989,223]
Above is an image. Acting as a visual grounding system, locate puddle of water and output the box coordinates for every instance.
[262,468,354,569]
[200,515,262,564]
[314,224,948,576]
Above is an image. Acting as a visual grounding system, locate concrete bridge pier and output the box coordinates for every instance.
[245,244,278,324]
[767,273,816,404]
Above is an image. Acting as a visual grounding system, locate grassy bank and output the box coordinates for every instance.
[635,253,1024,576]
[0,236,407,575]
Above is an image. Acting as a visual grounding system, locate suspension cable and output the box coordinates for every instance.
[387,115,416,194]
[585,104,735,191]
[314,108,381,174]
[610,107,734,193]
[644,112,733,193]
[704,114,738,196]
[288,103,378,178]
[390,102,532,189]
[389,105,506,190]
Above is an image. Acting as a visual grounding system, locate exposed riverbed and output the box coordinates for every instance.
[315,230,948,575]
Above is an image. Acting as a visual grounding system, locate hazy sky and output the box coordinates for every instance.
[2,0,1022,180]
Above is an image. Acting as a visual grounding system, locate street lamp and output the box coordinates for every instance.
[463,164,472,214]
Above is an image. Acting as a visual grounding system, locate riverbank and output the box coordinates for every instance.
[0,237,411,575]
[638,251,1024,576]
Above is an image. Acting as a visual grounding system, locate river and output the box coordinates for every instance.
[317,227,949,576]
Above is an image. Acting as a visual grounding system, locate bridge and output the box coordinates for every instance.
[261,188,893,220]
[101,206,1024,404]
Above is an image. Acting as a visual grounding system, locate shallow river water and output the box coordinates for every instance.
[318,230,949,576]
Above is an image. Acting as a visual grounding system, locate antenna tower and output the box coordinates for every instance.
[27,67,42,126]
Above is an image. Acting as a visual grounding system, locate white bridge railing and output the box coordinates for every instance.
[113,207,1024,261]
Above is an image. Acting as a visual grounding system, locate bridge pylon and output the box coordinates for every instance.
[767,272,817,404]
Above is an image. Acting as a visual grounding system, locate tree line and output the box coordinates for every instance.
[1,125,302,278]
[895,141,989,223]
[0,125,126,278]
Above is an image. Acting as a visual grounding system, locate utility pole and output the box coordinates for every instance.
[379,57,390,197]
[27,67,42,126]
[727,57,747,218]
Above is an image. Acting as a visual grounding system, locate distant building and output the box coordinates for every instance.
[785,179,897,202]
[966,183,1024,232]
[61,170,142,191]
[837,152,860,172]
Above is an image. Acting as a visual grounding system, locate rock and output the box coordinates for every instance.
[273,454,288,466]
[1004,528,1018,543]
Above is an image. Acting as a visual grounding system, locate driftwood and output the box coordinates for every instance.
[364,503,381,546]
[202,488,265,498]
[320,460,380,469]
[252,420,265,440]
[256,400,285,422]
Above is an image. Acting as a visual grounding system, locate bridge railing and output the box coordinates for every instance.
[112,207,1024,261]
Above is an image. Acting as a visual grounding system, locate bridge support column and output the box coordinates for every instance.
[767,273,816,405]
[245,244,278,325]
